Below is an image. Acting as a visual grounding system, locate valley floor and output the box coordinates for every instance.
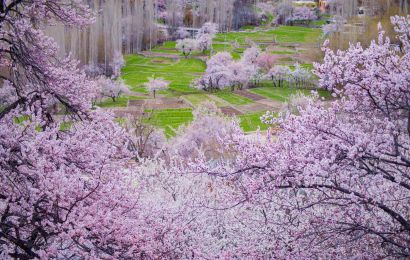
[98,24,331,136]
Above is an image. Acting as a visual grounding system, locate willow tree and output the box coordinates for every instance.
[45,0,158,73]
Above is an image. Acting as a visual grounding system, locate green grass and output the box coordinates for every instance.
[271,50,295,55]
[151,48,180,54]
[312,19,328,27]
[249,84,331,102]
[240,25,257,30]
[231,51,242,60]
[213,91,253,106]
[117,26,327,135]
[212,43,232,52]
[239,112,269,132]
[162,41,176,48]
[183,93,214,106]
[214,26,322,45]
[301,63,314,70]
[144,108,193,137]
[96,95,145,108]
[122,25,322,98]
[151,41,179,54]
[122,55,206,95]
[130,86,149,93]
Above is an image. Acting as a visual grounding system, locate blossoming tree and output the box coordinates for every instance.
[0,1,163,258]
[97,76,129,102]
[189,16,410,258]
[267,65,292,87]
[195,52,234,91]
[286,6,317,25]
[196,22,218,53]
[176,38,198,58]
[146,76,170,98]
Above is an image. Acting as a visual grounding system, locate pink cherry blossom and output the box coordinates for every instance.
[267,65,292,87]
[195,52,234,91]
[286,6,317,25]
[176,38,199,58]
[256,53,277,72]
[188,16,410,258]
[145,77,170,98]
[97,76,129,102]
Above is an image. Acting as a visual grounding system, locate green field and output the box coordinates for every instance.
[249,84,331,102]
[118,24,327,134]
[144,108,271,135]
[271,50,296,55]
[151,41,179,54]
[214,26,322,45]
[214,91,254,105]
[182,93,227,107]
[96,95,145,108]
[239,112,269,132]
[147,26,321,60]
[182,93,214,106]
[122,55,206,95]
[144,108,194,137]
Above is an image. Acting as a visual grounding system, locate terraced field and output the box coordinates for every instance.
[144,108,194,137]
[122,55,206,95]
[96,95,146,108]
[239,112,270,132]
[99,24,329,134]
[213,26,322,45]
[249,83,331,102]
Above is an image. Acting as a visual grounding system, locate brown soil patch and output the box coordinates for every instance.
[114,110,143,118]
[236,103,273,114]
[151,59,167,63]
[234,90,265,101]
[220,106,243,116]
[128,100,146,107]
[257,99,285,110]
[145,97,190,110]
